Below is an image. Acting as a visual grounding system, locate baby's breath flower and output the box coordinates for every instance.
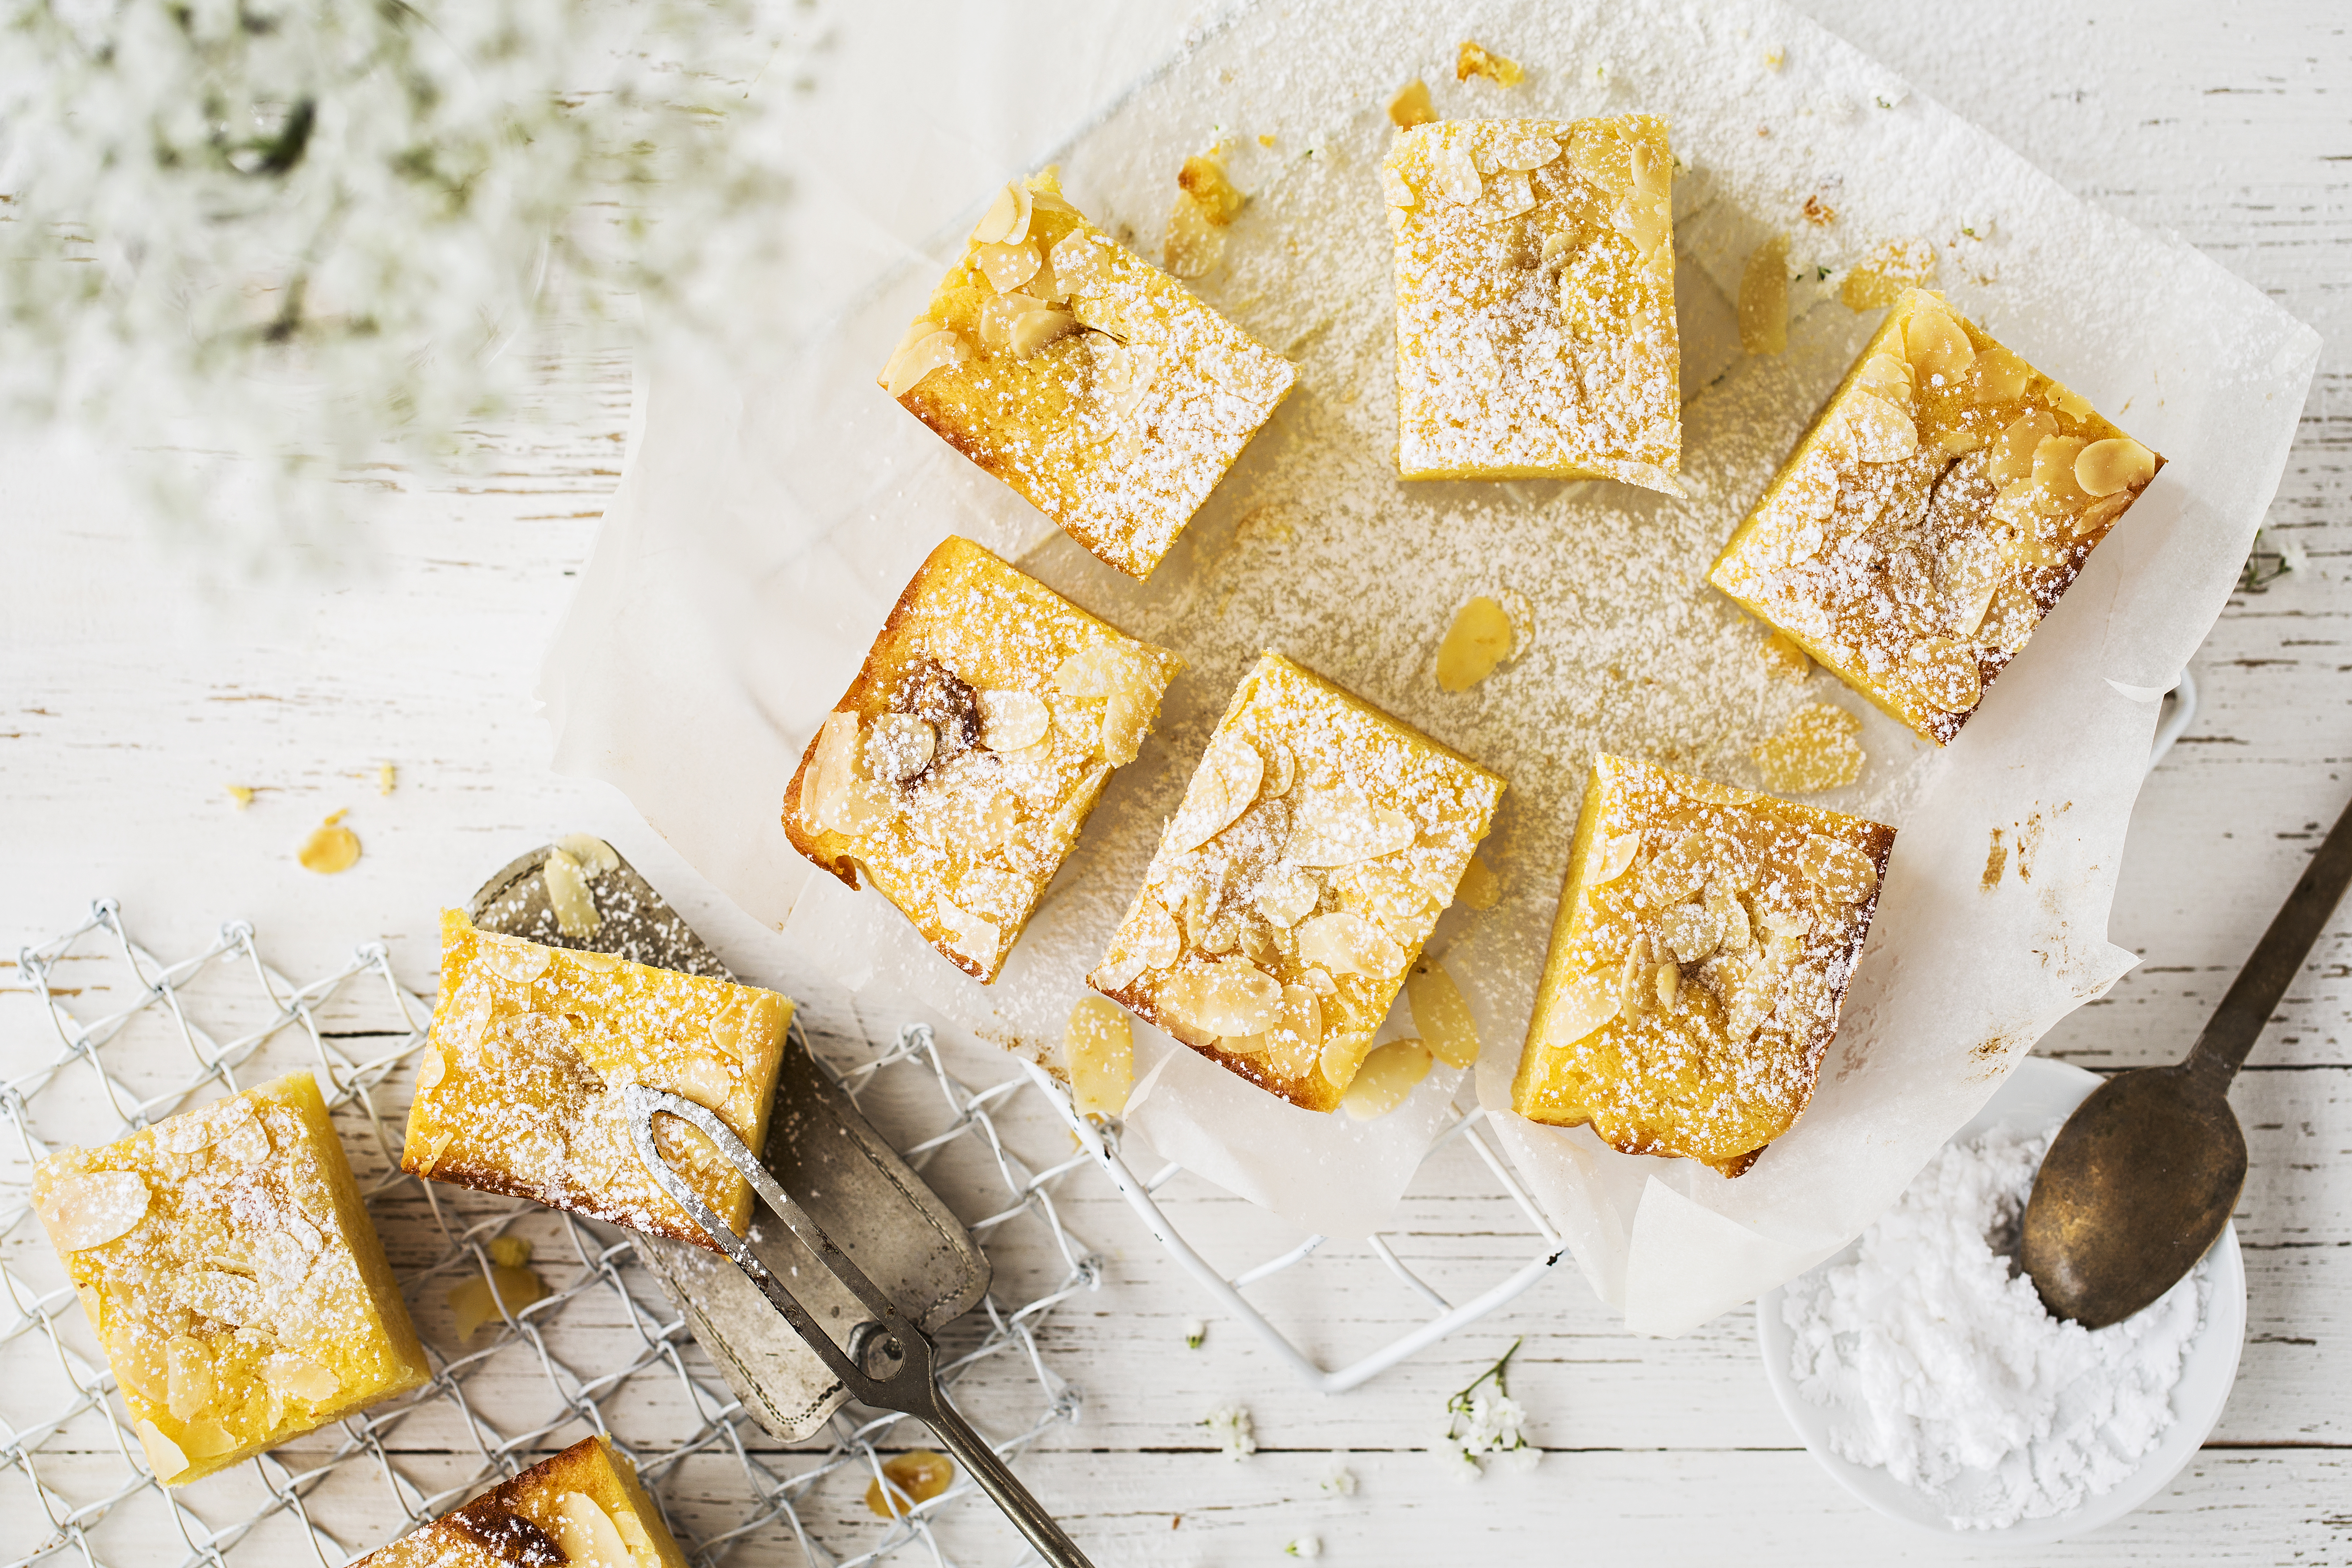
[1284,1536,1322,1559]
[1185,1318,1208,1349]
[1317,1455,1357,1496]
[1430,1340,1541,1479]
[1203,1401,1256,1461]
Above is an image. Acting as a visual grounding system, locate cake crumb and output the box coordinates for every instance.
[1802,193,1837,226]
[377,762,397,796]
[225,784,254,810]
[1456,40,1523,86]
[1840,237,1938,311]
[1388,79,1437,127]
[1758,631,1811,681]
[298,816,361,874]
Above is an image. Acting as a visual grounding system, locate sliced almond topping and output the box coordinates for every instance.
[1855,351,1915,412]
[937,898,1002,972]
[1488,133,1561,172]
[543,849,601,940]
[1288,787,1415,866]
[1593,830,1641,886]
[1908,637,1984,713]
[1433,140,1483,206]
[1343,1039,1434,1121]
[215,1108,271,1169]
[1798,833,1880,905]
[297,820,361,875]
[135,1418,189,1482]
[1406,961,1480,1068]
[863,712,937,785]
[1317,1029,1377,1092]
[2074,437,2155,497]
[1008,306,1078,359]
[1842,391,1919,463]
[1257,736,1297,798]
[1388,80,1436,128]
[1160,957,1284,1037]
[1380,165,1419,208]
[1711,885,1754,954]
[1618,933,1655,1016]
[1544,972,1622,1049]
[1968,346,2032,405]
[976,689,1050,753]
[883,329,968,398]
[1901,305,1975,386]
[1988,410,2060,485]
[1638,836,1709,905]
[1457,853,1501,910]
[415,1045,447,1092]
[557,1493,632,1568]
[413,1126,456,1178]
[2050,382,2093,421]
[2028,435,2092,513]
[975,290,1045,351]
[970,180,1032,246]
[1658,901,1719,965]
[1253,863,1321,929]
[1436,595,1516,692]
[1166,735,1265,856]
[1135,898,1184,969]
[803,710,863,832]
[567,947,622,974]
[478,932,553,985]
[1296,910,1406,980]
[2071,490,2135,539]
[261,1353,340,1404]
[666,1054,735,1112]
[555,833,621,875]
[1252,986,1323,1077]
[166,1334,216,1421]
[1302,966,1338,997]
[1653,961,1682,1009]
[1049,229,1111,293]
[38,1170,150,1252]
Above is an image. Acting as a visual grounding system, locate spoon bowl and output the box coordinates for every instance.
[2019,1063,2245,1328]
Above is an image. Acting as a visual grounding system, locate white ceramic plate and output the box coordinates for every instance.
[1756,1055,2246,1542]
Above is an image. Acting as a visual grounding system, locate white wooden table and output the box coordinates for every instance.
[3,1,2345,1561]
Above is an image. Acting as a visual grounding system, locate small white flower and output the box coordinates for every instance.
[1185,1318,1208,1349]
[1494,1444,1543,1476]
[1203,1401,1256,1460]
[1317,1456,1357,1496]
[2279,536,2311,575]
[1285,1536,1322,1559]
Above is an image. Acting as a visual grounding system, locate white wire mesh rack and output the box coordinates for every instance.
[1,902,1105,1568]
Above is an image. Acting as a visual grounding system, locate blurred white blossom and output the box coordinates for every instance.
[1317,1455,1357,1496]
[1284,1534,1322,1558]
[1203,1400,1256,1461]
[0,0,810,570]
[1431,1339,1541,1480]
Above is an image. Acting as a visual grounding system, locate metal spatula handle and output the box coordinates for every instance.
[622,1086,1093,1568]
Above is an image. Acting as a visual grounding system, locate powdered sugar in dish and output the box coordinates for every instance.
[1780,1122,2208,1531]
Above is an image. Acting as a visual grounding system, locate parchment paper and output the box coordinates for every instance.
[541,0,2317,1329]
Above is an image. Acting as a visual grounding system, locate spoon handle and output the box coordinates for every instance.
[2186,787,2352,1086]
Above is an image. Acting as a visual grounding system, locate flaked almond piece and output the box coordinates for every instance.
[1009,307,1078,359]
[1135,898,1183,969]
[1381,165,1418,208]
[1433,139,1482,206]
[708,991,786,1062]
[1901,304,1976,386]
[661,1054,735,1112]
[166,1334,216,1420]
[883,330,967,398]
[39,1169,150,1252]
[1989,409,2060,484]
[937,898,1002,972]
[2071,490,2135,539]
[261,1353,340,1404]
[478,931,553,984]
[1710,884,1754,954]
[1798,833,1880,905]
[1263,984,1325,1076]
[136,1419,190,1482]
[2028,435,2092,514]
[1544,972,1622,1049]
[976,689,1050,752]
[1969,345,2032,405]
[1855,351,1915,412]
[298,819,361,875]
[1406,960,1480,1068]
[215,1109,270,1169]
[1653,961,1682,1009]
[1658,901,1719,965]
[1288,787,1415,866]
[1167,735,1265,855]
[1739,234,1789,356]
[2075,437,2155,497]
[1065,996,1133,1117]
[864,712,937,784]
[1618,932,1656,1015]
[973,240,1044,294]
[1178,155,1247,225]
[543,849,601,940]
[415,1045,448,1092]
[1909,637,1983,713]
[413,1126,456,1178]
[1843,391,1918,463]
[558,1494,632,1568]
[555,833,620,875]
[1296,910,1406,980]
[1049,229,1112,293]
[1457,853,1501,910]
[1593,831,1641,885]
[1343,1040,1434,1121]
[976,290,1048,351]
[803,710,862,831]
[1253,862,1321,928]
[1456,39,1523,86]
[1317,1029,1377,1091]
[1160,957,1284,1037]
[1486,132,1561,172]
[1436,595,1515,692]
[1257,736,1296,798]
[971,180,1033,246]
[1388,79,1436,128]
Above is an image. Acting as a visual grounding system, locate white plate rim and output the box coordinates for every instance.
[1755,1054,2247,1542]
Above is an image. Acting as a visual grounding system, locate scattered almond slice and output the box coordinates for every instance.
[1406,960,1480,1068]
[1253,863,1321,928]
[883,329,967,398]
[2074,437,2155,497]
[1388,79,1436,128]
[1901,304,1976,386]
[261,1353,340,1404]
[1592,831,1641,886]
[970,180,1032,246]
[1456,39,1523,86]
[1063,996,1134,1117]
[225,784,255,810]
[1739,234,1789,355]
[1343,1039,1434,1120]
[136,1418,190,1482]
[1798,832,1880,905]
[866,1450,957,1520]
[557,1492,632,1568]
[38,1170,150,1251]
[1287,787,1415,865]
[556,834,621,875]
[543,850,601,939]
[1166,735,1265,855]
[1159,957,1284,1037]
[1436,595,1516,692]
[165,1335,216,1421]
[1296,910,1406,980]
[298,817,361,874]
[1842,392,1918,463]
[937,899,1002,973]
[477,933,552,984]
[976,689,1050,752]
[1753,703,1867,793]
[450,1260,549,1341]
[1541,973,1620,1049]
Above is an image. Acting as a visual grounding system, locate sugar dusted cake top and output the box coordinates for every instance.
[1383,114,1681,489]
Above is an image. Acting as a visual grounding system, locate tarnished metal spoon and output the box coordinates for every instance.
[2021,788,2352,1328]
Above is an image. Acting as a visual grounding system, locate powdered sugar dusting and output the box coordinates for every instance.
[1783,1124,2208,1530]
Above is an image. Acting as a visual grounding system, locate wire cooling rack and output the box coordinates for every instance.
[1,902,1101,1568]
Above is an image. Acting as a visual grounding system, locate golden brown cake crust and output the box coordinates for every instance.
[356,1434,693,1568]
[1091,651,1504,1113]
[1511,755,1892,1175]
[783,534,1181,983]
[1709,288,2163,745]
